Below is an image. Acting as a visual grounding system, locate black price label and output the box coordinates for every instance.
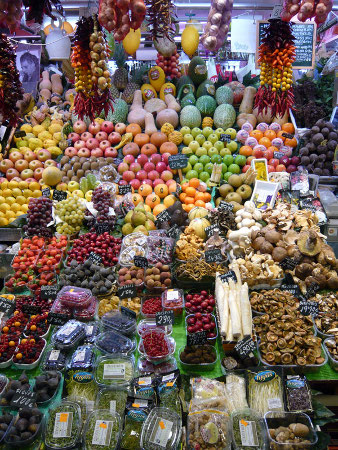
[220,134,231,143]
[205,224,220,239]
[218,201,234,211]
[134,256,148,268]
[0,297,15,316]
[118,185,132,195]
[40,284,58,300]
[88,252,102,265]
[95,221,110,235]
[120,306,137,320]
[282,132,294,139]
[22,304,42,315]
[156,310,174,326]
[274,151,284,159]
[187,330,207,346]
[52,190,67,201]
[47,312,71,326]
[204,248,223,263]
[118,283,137,299]
[280,284,301,297]
[299,301,319,317]
[42,188,51,198]
[280,257,299,271]
[155,209,170,225]
[235,336,256,359]
[167,224,181,239]
[219,270,237,283]
[168,154,188,170]
[305,282,320,299]
[14,130,26,138]
[10,389,36,408]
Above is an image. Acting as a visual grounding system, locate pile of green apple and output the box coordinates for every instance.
[180,126,247,184]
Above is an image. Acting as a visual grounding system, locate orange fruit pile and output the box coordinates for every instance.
[179,178,211,212]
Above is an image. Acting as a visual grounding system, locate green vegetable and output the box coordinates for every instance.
[95,357,134,387]
[65,370,98,405]
[97,389,128,418]
[45,401,81,449]
[85,410,120,449]
[120,397,153,450]
[231,409,264,450]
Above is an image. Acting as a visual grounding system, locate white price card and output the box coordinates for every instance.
[92,420,113,446]
[53,412,73,438]
[150,418,173,448]
[166,290,179,301]
[239,420,259,447]
[49,350,60,361]
[103,363,126,379]
[110,400,116,414]
[268,398,283,410]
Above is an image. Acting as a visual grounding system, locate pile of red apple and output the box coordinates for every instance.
[0,148,57,183]
[185,290,215,314]
[186,313,217,341]
[66,120,123,159]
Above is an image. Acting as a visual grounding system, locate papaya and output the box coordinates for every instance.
[148,66,165,92]
[141,84,157,102]
[159,83,176,101]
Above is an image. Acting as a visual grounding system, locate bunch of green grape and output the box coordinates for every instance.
[55,196,86,235]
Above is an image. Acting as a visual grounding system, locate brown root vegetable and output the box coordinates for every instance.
[289,423,310,438]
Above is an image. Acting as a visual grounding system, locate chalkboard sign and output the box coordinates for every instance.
[0,297,15,316]
[118,185,132,195]
[280,284,301,297]
[299,300,319,317]
[218,201,234,211]
[305,282,320,299]
[22,304,42,315]
[47,312,71,326]
[256,21,316,69]
[40,285,58,300]
[155,209,170,226]
[280,257,299,271]
[282,132,294,140]
[168,154,188,170]
[14,130,26,138]
[205,248,223,263]
[95,221,110,235]
[205,224,219,239]
[220,134,231,143]
[10,389,37,408]
[166,224,181,239]
[219,270,237,283]
[88,252,102,264]
[156,310,174,326]
[52,190,67,201]
[42,188,51,198]
[118,284,137,299]
[120,306,137,320]
[235,336,256,359]
[187,330,207,346]
[134,256,148,268]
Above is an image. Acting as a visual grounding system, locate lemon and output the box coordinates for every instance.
[8,217,17,224]
[0,204,9,213]
[6,197,16,205]
[11,203,21,213]
[29,181,40,191]
[32,190,42,198]
[0,180,8,190]
[16,195,26,205]
[23,189,33,198]
[0,211,4,218]
[0,195,5,204]
[15,210,24,217]
[32,125,45,136]
[11,188,22,198]
[21,204,29,213]
[53,132,62,142]
[0,217,8,226]
[5,210,15,219]
[20,124,33,134]
[16,140,28,149]
[38,131,52,141]
[2,189,12,198]
[49,123,62,134]
[18,180,28,190]
[8,180,19,190]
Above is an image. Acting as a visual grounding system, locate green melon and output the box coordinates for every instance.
[196,96,217,117]
[213,104,236,129]
[215,86,234,105]
[109,99,128,124]
[188,56,208,86]
[180,105,202,129]
[196,79,215,98]
[176,75,195,95]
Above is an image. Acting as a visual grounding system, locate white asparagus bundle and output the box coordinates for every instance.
[228,279,241,338]
[240,282,252,337]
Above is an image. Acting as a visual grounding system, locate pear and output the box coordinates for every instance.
[228,174,243,188]
[145,220,156,231]
[122,223,134,235]
[131,211,146,227]
[134,225,148,235]
[124,210,133,224]
[135,203,146,213]
[146,212,155,222]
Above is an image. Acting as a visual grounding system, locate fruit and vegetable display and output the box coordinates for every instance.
[0,2,337,448]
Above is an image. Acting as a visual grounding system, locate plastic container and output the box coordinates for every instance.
[13,338,47,370]
[137,318,173,338]
[74,296,98,321]
[0,375,8,395]
[95,330,136,355]
[147,236,174,265]
[44,400,82,449]
[137,356,178,375]
[83,409,122,450]
[264,411,318,449]
[50,297,73,317]
[231,408,267,450]
[139,332,176,363]
[185,313,218,345]
[140,407,181,450]
[118,246,147,267]
[101,310,137,336]
[95,355,135,388]
[41,345,68,372]
[84,322,101,344]
[187,409,231,449]
[0,410,14,445]
[122,232,148,248]
[178,345,218,372]
[24,315,51,338]
[52,320,86,350]
[141,294,163,319]
[5,413,44,448]
[323,338,338,372]
[95,388,128,418]
[68,345,96,371]
[57,286,92,308]
[161,289,184,317]
[34,371,62,406]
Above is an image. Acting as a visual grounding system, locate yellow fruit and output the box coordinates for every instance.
[143,204,151,213]
[11,203,21,213]
[0,180,8,189]
[0,204,10,213]
[85,191,93,202]
[0,195,5,204]
[44,139,57,148]
[28,138,43,150]
[53,132,62,142]
[72,189,84,198]
[48,123,62,134]
[123,28,141,55]
[16,196,26,205]
[6,197,15,205]
[32,190,42,198]
[95,118,104,124]
[148,66,165,92]
[141,84,157,102]
[0,217,8,226]
[20,124,33,133]
[23,189,33,198]
[5,210,15,219]
[8,180,19,189]
[181,25,199,57]
[11,188,21,198]
[25,133,35,140]
[38,131,52,141]
[15,210,24,217]
[161,123,174,135]
[0,211,4,218]
[16,140,28,149]
[2,189,12,198]
[32,125,45,136]
[29,181,40,191]
[21,204,28,213]
[168,131,183,145]
[42,167,62,186]
[8,217,17,223]
[202,117,213,128]
[18,181,28,190]
[159,83,176,101]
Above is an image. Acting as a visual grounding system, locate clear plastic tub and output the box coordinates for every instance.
[44,400,82,449]
[84,322,101,344]
[147,236,175,265]
[139,331,176,363]
[122,232,148,248]
[140,407,182,450]
[187,409,231,449]
[0,375,9,395]
[74,296,98,321]
[101,310,137,336]
[49,297,73,317]
[0,410,14,444]
[95,330,136,355]
[137,318,173,338]
[118,246,147,267]
[178,345,218,372]
[137,356,178,375]
[5,413,44,447]
[264,411,318,449]
[231,408,267,450]
[162,289,184,317]
[13,337,47,370]
[141,295,163,319]
[323,338,338,372]
[52,320,86,350]
[34,370,62,405]
[95,355,135,388]
[185,313,218,345]
[95,388,128,418]
[41,345,68,372]
[83,409,122,450]
[57,286,92,308]
[68,345,96,371]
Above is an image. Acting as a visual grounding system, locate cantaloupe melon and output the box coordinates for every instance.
[215,86,234,105]
[213,104,236,129]
[42,167,62,186]
[179,105,201,128]
[196,96,217,117]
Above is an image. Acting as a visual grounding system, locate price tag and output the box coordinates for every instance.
[134,256,148,268]
[168,154,188,170]
[305,282,320,299]
[40,284,58,300]
[120,306,137,320]
[280,284,301,297]
[47,312,71,326]
[118,284,137,299]
[0,297,15,316]
[155,209,170,224]
[219,270,237,283]
[166,224,181,239]
[88,252,102,264]
[274,151,284,159]
[220,134,231,143]
[299,300,319,317]
[218,201,234,211]
[42,188,51,198]
[22,304,42,315]
[204,248,223,263]
[271,3,283,18]
[156,310,174,326]
[118,185,132,195]
[53,190,67,201]
[95,221,110,235]
[282,132,294,139]
[280,257,299,271]
[14,130,26,138]
[10,389,37,408]
[235,336,256,359]
[205,224,219,239]
[187,330,207,346]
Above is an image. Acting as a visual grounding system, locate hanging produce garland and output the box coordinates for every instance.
[0,0,23,33]
[0,33,24,126]
[71,15,113,122]
[254,19,295,119]
[281,0,333,24]
[22,0,64,24]
[201,0,233,52]
[146,0,176,41]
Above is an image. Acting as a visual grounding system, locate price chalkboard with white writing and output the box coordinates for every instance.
[156,310,174,326]
[168,154,188,170]
[118,185,132,195]
[10,389,37,409]
[235,336,256,359]
[205,248,223,263]
[0,297,15,316]
[299,301,319,317]
[134,256,148,268]
[47,312,71,326]
[187,331,207,346]
[40,285,58,300]
[118,284,137,299]
[52,190,67,201]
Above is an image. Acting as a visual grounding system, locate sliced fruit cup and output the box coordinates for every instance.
[12,336,47,370]
[141,295,163,319]
[119,296,142,317]
[23,313,50,339]
[139,328,176,363]
[185,313,218,345]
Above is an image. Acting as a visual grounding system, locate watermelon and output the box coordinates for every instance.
[180,105,202,128]
[215,86,234,105]
[213,104,236,129]
[196,79,215,98]
[196,96,217,117]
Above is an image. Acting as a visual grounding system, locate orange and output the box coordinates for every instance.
[185,203,195,212]
[250,130,263,140]
[181,182,189,192]
[258,137,272,148]
[139,184,152,197]
[153,204,166,216]
[195,192,205,201]
[285,137,297,148]
[277,131,286,141]
[179,192,187,202]
[239,145,253,157]
[184,196,194,205]
[126,123,142,136]
[267,146,278,153]
[189,178,200,189]
[168,181,177,194]
[145,193,160,208]
[132,193,143,206]
[264,130,276,141]
[195,200,206,207]
[203,192,211,202]
[163,195,176,207]
[154,183,169,198]
[185,187,196,197]
[282,122,295,134]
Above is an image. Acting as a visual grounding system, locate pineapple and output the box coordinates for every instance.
[122,64,150,104]
[110,84,120,100]
[113,43,128,91]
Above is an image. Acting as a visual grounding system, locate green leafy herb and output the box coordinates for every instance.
[97,389,128,418]
[45,402,81,449]
[85,411,120,449]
